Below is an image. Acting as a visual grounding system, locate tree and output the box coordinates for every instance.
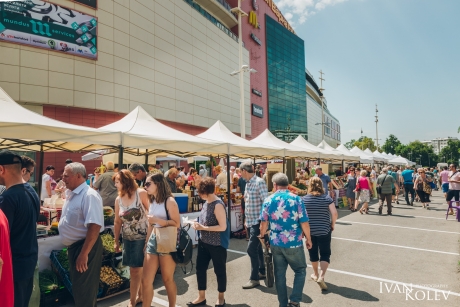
[344,139,356,149]
[382,134,402,155]
[438,139,460,165]
[396,141,438,167]
[354,136,376,151]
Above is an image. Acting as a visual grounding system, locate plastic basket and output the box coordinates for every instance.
[39,286,68,307]
[99,262,130,297]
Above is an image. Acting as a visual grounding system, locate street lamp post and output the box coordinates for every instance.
[419,155,422,166]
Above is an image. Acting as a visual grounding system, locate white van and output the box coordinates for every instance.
[437,163,448,169]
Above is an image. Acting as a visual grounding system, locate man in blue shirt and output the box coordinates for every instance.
[315,168,333,198]
[401,166,415,205]
[260,173,312,307]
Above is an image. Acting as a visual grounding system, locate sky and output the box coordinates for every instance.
[275,0,460,145]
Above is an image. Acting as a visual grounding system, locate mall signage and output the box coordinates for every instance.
[73,0,97,9]
[252,88,262,97]
[252,0,258,10]
[0,1,98,59]
[251,33,262,45]
[252,104,264,118]
[249,11,259,28]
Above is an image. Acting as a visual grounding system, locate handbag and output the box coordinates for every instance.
[151,198,178,253]
[422,180,432,194]
[376,175,388,194]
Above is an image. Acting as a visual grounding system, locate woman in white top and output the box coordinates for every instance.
[143,173,181,307]
[41,165,55,201]
[215,166,227,189]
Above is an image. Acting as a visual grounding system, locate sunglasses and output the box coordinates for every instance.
[144,181,153,188]
[25,169,34,175]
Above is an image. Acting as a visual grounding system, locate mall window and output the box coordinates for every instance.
[266,15,307,141]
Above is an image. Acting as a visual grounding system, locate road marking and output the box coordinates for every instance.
[323,267,460,297]
[389,214,451,220]
[331,237,459,255]
[153,297,181,307]
[226,249,460,297]
[337,220,460,234]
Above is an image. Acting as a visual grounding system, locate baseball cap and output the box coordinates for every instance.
[0,150,23,165]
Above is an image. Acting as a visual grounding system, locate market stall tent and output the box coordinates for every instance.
[335,144,362,162]
[290,136,343,160]
[349,146,375,164]
[250,129,320,159]
[364,148,388,163]
[196,121,283,158]
[388,156,411,165]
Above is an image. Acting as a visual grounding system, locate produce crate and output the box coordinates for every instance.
[40,286,68,307]
[99,262,130,297]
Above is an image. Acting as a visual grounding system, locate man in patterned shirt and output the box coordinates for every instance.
[240,162,269,289]
[260,173,312,307]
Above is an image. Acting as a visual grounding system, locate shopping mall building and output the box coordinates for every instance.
[0,0,340,175]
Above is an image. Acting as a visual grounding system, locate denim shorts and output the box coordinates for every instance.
[146,232,170,256]
[442,183,449,193]
[122,239,145,267]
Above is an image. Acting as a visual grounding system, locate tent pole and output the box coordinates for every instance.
[145,149,148,166]
[226,154,231,226]
[118,146,124,170]
[38,143,44,200]
[282,157,286,173]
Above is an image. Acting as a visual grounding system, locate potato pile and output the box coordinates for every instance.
[100,266,122,285]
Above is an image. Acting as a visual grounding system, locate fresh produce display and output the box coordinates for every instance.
[101,233,115,253]
[57,249,70,271]
[100,266,123,285]
[296,183,308,190]
[39,269,60,292]
[287,184,308,195]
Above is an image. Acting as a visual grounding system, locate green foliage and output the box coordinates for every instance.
[382,134,402,155]
[344,139,356,149]
[396,141,438,167]
[354,136,376,151]
[438,139,460,165]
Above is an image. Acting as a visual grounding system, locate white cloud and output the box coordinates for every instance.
[275,0,349,26]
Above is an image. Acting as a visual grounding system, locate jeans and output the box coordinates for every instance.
[272,246,307,307]
[196,240,227,293]
[247,223,265,280]
[14,277,33,307]
[404,184,415,205]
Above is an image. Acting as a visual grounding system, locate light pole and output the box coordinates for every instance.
[419,155,422,166]
[231,1,249,138]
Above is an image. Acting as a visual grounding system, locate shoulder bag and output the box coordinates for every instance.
[153,200,177,253]
[376,175,388,194]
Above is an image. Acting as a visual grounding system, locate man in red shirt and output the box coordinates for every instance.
[0,208,14,307]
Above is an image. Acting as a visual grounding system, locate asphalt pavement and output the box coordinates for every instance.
[64,190,459,307]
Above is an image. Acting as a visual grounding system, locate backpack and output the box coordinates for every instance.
[165,200,193,274]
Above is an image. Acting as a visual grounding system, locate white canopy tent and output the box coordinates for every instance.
[290,136,343,160]
[380,152,393,160]
[0,87,119,152]
[388,156,411,165]
[397,155,416,166]
[335,144,362,162]
[372,150,391,162]
[196,121,283,158]
[349,146,376,164]
[364,148,388,163]
[250,129,320,159]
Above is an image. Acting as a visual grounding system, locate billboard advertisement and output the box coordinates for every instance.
[0,0,98,59]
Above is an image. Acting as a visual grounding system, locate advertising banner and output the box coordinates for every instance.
[0,0,98,59]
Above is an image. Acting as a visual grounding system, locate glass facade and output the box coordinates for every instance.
[266,15,307,142]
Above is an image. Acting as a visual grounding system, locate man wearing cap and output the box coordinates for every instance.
[0,150,40,307]
[93,161,118,208]
[129,163,147,187]
[58,162,104,307]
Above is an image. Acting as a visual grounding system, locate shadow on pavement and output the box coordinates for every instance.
[391,206,414,210]
[390,214,415,219]
[321,283,379,302]
[254,284,313,304]
[336,221,352,226]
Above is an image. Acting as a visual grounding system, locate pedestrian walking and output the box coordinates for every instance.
[0,200,14,307]
[58,163,104,307]
[370,166,378,199]
[445,164,460,215]
[188,178,228,307]
[401,166,415,205]
[302,177,338,291]
[142,173,181,307]
[345,167,357,211]
[355,170,371,214]
[239,162,268,289]
[260,173,312,307]
[113,170,150,307]
[376,168,395,215]
[440,167,450,196]
[414,168,432,209]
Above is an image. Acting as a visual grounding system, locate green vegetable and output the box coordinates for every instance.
[57,249,70,271]
[39,269,59,292]
[296,183,307,190]
[101,233,115,253]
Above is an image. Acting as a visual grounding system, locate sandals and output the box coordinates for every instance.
[311,273,318,281]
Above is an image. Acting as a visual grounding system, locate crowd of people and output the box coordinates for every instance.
[0,149,458,307]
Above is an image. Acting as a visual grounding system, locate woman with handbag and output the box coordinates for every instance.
[355,170,372,214]
[345,167,357,211]
[414,169,432,209]
[142,173,181,307]
[188,177,229,307]
[113,170,150,307]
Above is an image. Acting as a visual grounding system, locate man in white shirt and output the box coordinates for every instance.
[199,165,207,178]
[58,163,104,307]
